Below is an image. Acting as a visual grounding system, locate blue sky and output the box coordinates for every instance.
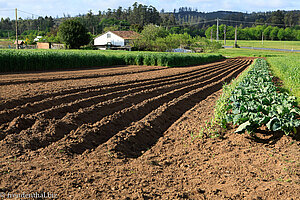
[0,0,299,19]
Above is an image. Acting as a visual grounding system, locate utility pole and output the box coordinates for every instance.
[216,18,219,41]
[234,25,238,48]
[224,25,226,45]
[15,8,18,49]
[262,32,264,45]
[210,28,213,42]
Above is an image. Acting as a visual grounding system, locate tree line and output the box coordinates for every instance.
[0,2,299,43]
[55,19,221,52]
[132,24,221,52]
[171,9,299,28]
[206,25,300,41]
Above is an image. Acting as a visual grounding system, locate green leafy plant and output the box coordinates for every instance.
[225,58,300,135]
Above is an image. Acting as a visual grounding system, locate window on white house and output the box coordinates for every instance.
[107,33,111,38]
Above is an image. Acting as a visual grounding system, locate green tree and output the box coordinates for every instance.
[205,25,217,40]
[263,26,273,40]
[58,19,90,49]
[296,30,300,41]
[270,27,279,40]
[270,10,284,27]
[293,29,300,41]
[277,28,285,40]
[132,24,168,50]
[141,24,168,40]
[284,27,293,40]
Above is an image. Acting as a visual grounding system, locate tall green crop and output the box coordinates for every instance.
[0,49,224,72]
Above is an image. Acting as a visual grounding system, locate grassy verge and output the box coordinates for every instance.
[217,48,298,58]
[0,49,224,72]
[224,40,300,50]
[267,56,300,104]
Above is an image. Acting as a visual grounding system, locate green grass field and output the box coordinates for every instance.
[223,40,300,50]
[217,48,298,57]
[267,56,300,101]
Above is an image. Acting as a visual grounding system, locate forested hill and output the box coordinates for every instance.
[170,8,300,27]
[0,2,299,39]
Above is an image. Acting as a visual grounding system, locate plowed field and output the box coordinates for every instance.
[0,57,299,199]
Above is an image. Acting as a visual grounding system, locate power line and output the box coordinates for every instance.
[0,8,43,18]
[0,9,15,12]
[18,9,42,18]
[163,19,217,27]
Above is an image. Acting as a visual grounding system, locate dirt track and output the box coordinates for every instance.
[0,58,299,199]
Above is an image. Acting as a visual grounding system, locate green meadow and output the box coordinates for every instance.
[223,40,300,50]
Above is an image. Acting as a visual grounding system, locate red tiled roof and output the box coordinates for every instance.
[110,31,140,39]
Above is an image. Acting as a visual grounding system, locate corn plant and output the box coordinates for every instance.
[0,49,224,72]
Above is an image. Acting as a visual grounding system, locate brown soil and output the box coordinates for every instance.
[0,58,299,200]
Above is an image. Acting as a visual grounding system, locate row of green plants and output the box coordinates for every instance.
[0,49,224,72]
[221,59,299,135]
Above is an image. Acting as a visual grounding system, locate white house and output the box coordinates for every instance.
[94,31,140,50]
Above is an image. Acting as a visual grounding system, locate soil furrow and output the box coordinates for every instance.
[0,67,168,86]
[41,60,250,156]
[36,61,237,120]
[0,60,232,123]
[0,60,228,111]
[0,60,248,157]
[107,61,250,158]
[3,58,298,200]
[1,63,233,142]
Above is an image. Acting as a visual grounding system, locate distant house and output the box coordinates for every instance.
[14,40,24,49]
[94,31,140,50]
